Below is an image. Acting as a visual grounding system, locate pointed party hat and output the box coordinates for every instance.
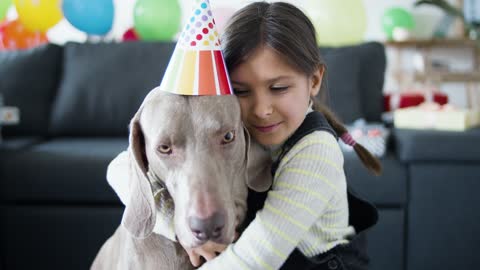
[159,0,233,96]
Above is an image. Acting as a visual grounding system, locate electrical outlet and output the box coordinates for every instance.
[1,107,20,125]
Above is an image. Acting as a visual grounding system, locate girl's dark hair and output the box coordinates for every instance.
[222,1,381,175]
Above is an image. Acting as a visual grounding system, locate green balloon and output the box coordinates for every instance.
[134,0,181,41]
[382,7,415,40]
[0,0,12,21]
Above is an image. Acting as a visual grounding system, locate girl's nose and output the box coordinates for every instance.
[252,94,273,119]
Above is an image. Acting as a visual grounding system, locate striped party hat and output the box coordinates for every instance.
[159,0,233,96]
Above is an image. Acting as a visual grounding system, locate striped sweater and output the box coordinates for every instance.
[199,130,355,270]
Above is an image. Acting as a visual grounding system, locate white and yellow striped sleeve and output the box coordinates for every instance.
[199,131,346,270]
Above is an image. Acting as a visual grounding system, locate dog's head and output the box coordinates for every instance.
[122,88,272,248]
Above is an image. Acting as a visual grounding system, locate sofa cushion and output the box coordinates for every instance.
[407,164,480,269]
[393,127,480,162]
[0,138,128,203]
[367,209,404,270]
[343,151,407,206]
[0,44,62,137]
[0,206,123,270]
[320,49,362,123]
[320,42,386,123]
[0,137,44,151]
[49,42,176,136]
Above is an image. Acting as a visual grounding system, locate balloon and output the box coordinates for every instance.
[0,19,48,50]
[382,8,415,40]
[0,0,12,21]
[134,0,181,41]
[14,0,62,32]
[122,27,139,41]
[305,0,367,46]
[62,0,114,36]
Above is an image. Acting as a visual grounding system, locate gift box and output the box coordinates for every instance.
[384,92,448,112]
[394,103,480,131]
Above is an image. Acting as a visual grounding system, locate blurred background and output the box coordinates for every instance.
[0,0,469,43]
[2,0,478,110]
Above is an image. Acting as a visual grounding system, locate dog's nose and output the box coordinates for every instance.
[188,212,225,241]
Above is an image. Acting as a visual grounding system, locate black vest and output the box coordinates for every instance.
[243,111,378,270]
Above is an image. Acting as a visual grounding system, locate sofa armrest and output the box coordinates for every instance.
[393,127,480,162]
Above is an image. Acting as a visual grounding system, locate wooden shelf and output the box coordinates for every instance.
[386,38,480,85]
[414,71,480,82]
[384,39,479,48]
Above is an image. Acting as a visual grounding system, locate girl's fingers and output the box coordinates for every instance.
[184,241,229,266]
[208,242,228,253]
[234,231,240,241]
[201,251,217,261]
[198,242,228,261]
[186,249,202,267]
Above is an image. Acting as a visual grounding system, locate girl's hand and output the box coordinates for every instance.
[184,241,228,267]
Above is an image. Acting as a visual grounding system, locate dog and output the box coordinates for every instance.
[91,87,272,270]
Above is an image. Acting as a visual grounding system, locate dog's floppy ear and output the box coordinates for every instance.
[121,109,156,238]
[244,127,273,192]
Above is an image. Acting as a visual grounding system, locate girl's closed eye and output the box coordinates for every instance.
[271,85,289,92]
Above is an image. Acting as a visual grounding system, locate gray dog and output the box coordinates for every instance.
[91,87,271,270]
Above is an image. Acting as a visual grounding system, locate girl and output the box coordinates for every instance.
[189,2,380,270]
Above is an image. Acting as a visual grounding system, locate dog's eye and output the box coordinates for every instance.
[222,131,235,144]
[158,144,172,154]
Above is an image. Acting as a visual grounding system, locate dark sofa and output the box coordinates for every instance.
[1,41,479,270]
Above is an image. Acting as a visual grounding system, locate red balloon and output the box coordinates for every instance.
[122,27,139,42]
[0,19,48,50]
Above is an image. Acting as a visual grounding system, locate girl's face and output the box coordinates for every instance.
[230,46,323,146]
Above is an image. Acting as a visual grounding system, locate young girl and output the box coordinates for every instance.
[183,2,381,270]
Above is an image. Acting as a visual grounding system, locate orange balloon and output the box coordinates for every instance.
[0,19,48,50]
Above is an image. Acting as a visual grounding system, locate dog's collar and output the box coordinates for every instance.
[146,170,166,195]
[146,170,174,208]
[146,170,177,240]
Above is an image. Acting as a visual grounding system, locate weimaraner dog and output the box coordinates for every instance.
[91,87,271,270]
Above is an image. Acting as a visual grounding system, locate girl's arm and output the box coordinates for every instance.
[199,131,346,270]
[106,151,131,205]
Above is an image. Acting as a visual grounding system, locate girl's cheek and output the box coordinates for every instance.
[241,115,250,126]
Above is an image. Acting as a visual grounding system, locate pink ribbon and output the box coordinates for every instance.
[341,132,356,147]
